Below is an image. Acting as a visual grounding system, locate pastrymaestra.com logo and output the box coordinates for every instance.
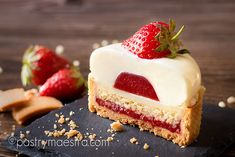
[8,136,110,149]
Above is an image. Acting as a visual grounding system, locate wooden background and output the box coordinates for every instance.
[0,0,234,156]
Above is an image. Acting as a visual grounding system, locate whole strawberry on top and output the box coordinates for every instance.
[39,68,86,102]
[21,45,70,86]
[122,19,189,59]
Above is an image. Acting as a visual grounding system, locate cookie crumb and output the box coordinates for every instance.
[218,101,226,108]
[58,115,65,124]
[66,130,79,138]
[107,128,114,133]
[89,134,96,141]
[101,40,109,46]
[92,43,100,49]
[53,124,57,129]
[41,140,47,146]
[76,132,83,140]
[143,143,149,150]
[44,130,49,135]
[26,131,30,134]
[110,121,123,132]
[68,120,77,129]
[130,137,138,144]
[69,111,75,116]
[107,137,114,142]
[20,133,25,139]
[227,96,235,104]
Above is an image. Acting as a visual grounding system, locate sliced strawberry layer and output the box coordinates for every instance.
[96,98,181,133]
[114,72,159,101]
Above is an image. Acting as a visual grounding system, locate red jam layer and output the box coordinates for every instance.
[114,72,159,101]
[96,98,181,133]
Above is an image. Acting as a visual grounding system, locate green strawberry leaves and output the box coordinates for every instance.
[21,46,40,86]
[155,19,190,58]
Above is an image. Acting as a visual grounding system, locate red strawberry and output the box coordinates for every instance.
[21,45,70,86]
[122,19,189,59]
[39,68,86,102]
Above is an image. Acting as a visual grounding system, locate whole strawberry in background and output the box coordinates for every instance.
[122,19,189,59]
[39,68,86,102]
[21,45,70,86]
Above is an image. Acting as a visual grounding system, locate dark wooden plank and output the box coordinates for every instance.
[0,0,234,156]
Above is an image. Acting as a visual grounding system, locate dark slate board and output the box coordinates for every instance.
[2,96,235,157]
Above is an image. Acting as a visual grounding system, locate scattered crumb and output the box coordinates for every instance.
[181,145,186,149]
[26,131,30,134]
[55,114,59,118]
[11,132,15,136]
[66,130,79,138]
[41,140,47,146]
[155,156,159,157]
[107,137,114,142]
[143,143,150,150]
[107,129,114,133]
[72,60,80,67]
[79,108,83,111]
[92,43,100,49]
[218,101,226,108]
[58,115,65,124]
[110,121,123,132]
[95,147,98,150]
[68,120,77,129]
[111,151,115,155]
[55,45,64,55]
[130,137,138,144]
[140,128,144,131]
[76,132,83,140]
[20,133,25,139]
[101,40,109,46]
[44,130,49,135]
[65,117,70,121]
[88,134,96,141]
[69,111,75,116]
[53,124,57,129]
[227,96,235,104]
[48,132,53,137]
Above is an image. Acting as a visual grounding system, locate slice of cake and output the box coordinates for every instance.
[88,19,205,146]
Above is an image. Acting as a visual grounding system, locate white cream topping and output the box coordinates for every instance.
[90,43,201,107]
